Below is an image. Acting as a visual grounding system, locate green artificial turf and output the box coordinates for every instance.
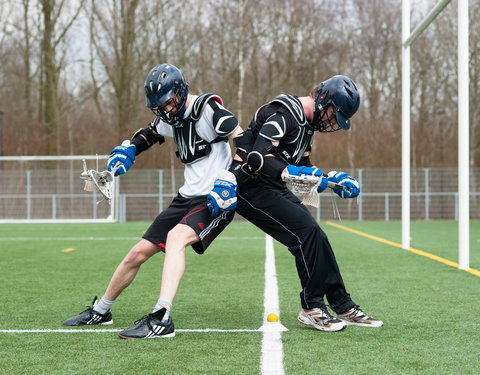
[0,221,478,374]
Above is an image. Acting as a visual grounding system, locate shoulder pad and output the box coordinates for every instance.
[268,94,307,126]
[149,116,161,129]
[191,93,223,121]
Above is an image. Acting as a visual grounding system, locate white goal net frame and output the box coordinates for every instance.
[402,0,470,269]
[0,155,119,223]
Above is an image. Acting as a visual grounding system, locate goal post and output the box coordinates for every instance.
[402,0,470,269]
[0,155,118,223]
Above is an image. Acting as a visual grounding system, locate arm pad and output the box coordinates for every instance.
[131,125,165,155]
[246,151,287,179]
[246,130,288,177]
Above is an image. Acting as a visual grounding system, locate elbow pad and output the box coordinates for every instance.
[246,151,287,179]
[246,128,287,178]
[131,125,165,155]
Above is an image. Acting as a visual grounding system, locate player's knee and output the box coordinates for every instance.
[166,226,198,248]
[124,243,153,266]
[311,225,329,243]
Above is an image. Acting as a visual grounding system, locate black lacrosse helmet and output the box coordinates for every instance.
[144,63,189,125]
[312,75,360,132]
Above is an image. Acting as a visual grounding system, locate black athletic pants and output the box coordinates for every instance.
[236,178,356,313]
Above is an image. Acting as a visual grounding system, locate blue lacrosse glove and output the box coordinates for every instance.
[206,170,238,218]
[107,141,136,176]
[282,165,329,193]
[327,171,360,198]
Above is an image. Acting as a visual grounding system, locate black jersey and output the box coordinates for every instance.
[237,95,314,189]
[248,95,314,165]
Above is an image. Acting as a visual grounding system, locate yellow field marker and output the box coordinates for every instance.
[325,221,480,277]
[61,248,76,253]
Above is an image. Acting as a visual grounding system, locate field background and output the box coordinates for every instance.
[0,220,479,374]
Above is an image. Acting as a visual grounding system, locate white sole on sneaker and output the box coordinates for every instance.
[297,312,347,332]
[340,320,384,328]
[118,332,175,339]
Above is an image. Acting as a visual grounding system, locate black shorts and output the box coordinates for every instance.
[143,194,235,254]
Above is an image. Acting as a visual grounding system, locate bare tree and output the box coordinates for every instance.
[39,0,85,154]
[0,0,477,173]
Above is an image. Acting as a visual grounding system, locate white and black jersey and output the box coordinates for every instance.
[154,95,235,198]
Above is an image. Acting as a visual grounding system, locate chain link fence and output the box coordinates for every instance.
[1,166,478,222]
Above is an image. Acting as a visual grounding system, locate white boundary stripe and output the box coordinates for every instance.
[0,236,264,241]
[0,329,259,333]
[259,235,286,375]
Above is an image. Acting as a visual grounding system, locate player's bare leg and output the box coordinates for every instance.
[159,223,199,303]
[63,239,161,326]
[103,239,161,301]
[118,224,199,339]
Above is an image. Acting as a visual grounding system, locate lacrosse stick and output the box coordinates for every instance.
[81,160,120,204]
[281,173,349,208]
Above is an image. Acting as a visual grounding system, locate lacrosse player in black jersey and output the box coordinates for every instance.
[208,75,383,332]
[63,64,242,339]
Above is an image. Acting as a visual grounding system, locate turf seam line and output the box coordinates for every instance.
[325,221,480,277]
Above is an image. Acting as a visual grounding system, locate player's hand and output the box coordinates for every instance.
[327,171,360,198]
[107,141,136,176]
[207,170,238,218]
[282,165,329,193]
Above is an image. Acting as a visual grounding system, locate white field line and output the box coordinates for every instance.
[0,329,258,333]
[0,236,264,241]
[259,235,286,375]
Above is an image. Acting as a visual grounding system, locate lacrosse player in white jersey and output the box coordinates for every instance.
[208,75,383,332]
[64,63,242,339]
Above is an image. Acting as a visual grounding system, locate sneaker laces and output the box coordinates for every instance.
[344,305,367,319]
[79,302,96,315]
[80,296,98,314]
[307,307,335,321]
[133,314,151,325]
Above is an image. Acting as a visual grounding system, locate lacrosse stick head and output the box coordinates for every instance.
[87,169,114,201]
[81,160,115,202]
[281,172,321,207]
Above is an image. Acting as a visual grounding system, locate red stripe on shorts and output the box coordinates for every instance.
[181,206,207,224]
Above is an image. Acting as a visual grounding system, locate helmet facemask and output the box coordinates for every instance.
[312,100,342,133]
[150,90,187,125]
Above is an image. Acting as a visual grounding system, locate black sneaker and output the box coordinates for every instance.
[63,296,113,326]
[118,308,175,339]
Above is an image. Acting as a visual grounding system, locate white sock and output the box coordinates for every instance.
[93,296,115,315]
[153,298,172,322]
